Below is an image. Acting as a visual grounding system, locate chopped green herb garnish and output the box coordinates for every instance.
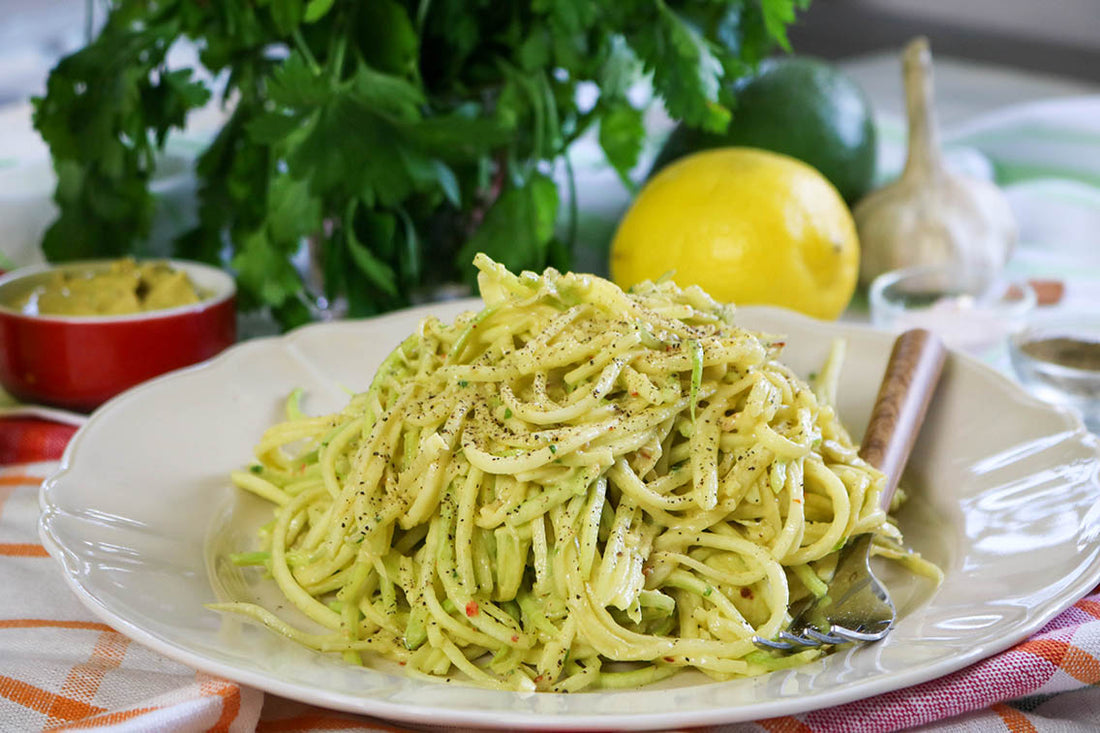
[688,339,704,422]
[229,551,270,567]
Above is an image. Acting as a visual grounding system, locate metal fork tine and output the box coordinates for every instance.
[828,624,892,643]
[804,628,847,645]
[753,636,797,651]
[778,630,821,647]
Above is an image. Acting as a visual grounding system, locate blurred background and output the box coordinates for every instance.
[792,0,1100,84]
[2,0,1097,107]
[1,0,85,105]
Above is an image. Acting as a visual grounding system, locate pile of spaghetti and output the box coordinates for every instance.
[212,255,926,691]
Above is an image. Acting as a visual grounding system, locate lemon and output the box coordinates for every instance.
[610,148,859,320]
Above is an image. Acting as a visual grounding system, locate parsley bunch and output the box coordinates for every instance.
[34,0,807,328]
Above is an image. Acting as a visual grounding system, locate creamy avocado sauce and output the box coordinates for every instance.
[17,259,203,316]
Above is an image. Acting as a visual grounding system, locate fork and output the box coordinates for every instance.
[754,328,946,652]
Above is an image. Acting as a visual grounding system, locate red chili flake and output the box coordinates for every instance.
[792,498,802,504]
[534,675,544,683]
[642,565,653,577]
[511,634,519,643]
[630,391,639,397]
[663,656,675,663]
[465,601,480,617]
[740,588,754,599]
[399,661,407,666]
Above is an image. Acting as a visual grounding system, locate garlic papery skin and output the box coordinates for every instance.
[854,37,1017,292]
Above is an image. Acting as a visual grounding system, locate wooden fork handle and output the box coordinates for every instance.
[859,329,947,508]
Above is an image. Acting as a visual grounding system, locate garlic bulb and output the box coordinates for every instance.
[854,37,1016,291]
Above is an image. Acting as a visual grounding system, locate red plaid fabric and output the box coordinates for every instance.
[2,418,1099,731]
[0,417,78,465]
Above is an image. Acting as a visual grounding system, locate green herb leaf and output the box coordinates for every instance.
[597,36,642,101]
[456,173,559,283]
[759,0,809,52]
[245,111,307,145]
[345,204,400,298]
[304,0,336,24]
[348,63,424,125]
[598,101,645,186]
[270,0,304,35]
[395,207,422,284]
[629,4,730,133]
[232,228,304,309]
[357,0,419,76]
[267,52,331,108]
[404,114,513,162]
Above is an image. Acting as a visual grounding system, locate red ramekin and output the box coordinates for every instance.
[0,259,236,412]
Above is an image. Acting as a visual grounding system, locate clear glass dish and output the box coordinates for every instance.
[1009,313,1100,433]
[869,265,1036,359]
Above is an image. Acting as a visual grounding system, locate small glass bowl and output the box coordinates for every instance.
[1008,314,1100,433]
[869,265,1036,358]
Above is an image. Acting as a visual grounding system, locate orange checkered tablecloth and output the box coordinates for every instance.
[4,417,1100,733]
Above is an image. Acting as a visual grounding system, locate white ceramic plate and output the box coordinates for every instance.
[39,302,1100,730]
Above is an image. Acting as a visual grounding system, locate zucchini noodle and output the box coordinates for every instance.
[211,254,936,691]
